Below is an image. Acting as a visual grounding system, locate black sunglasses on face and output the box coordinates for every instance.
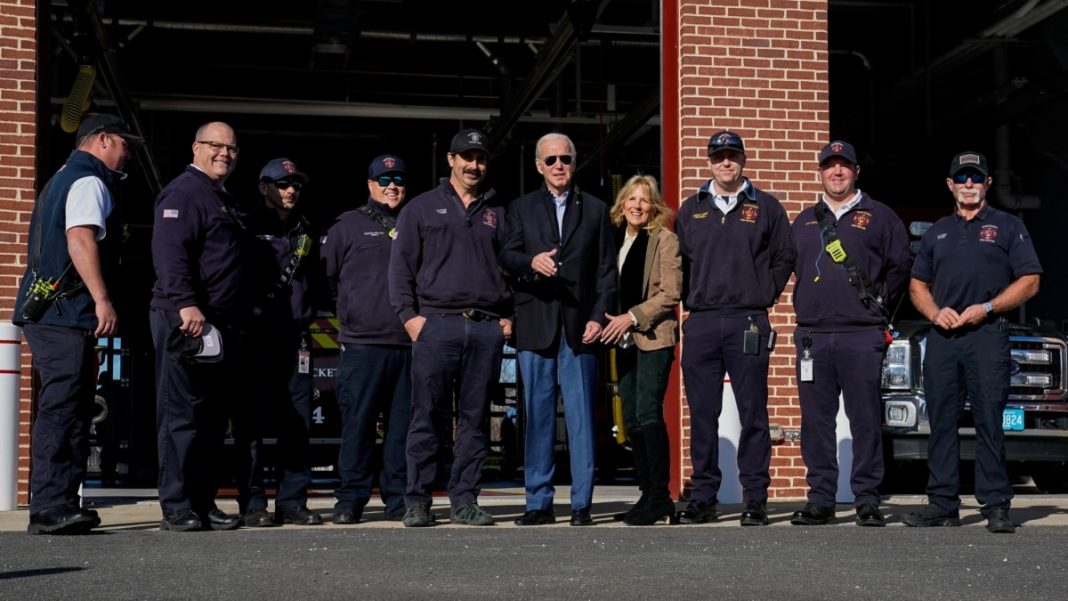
[542,154,573,167]
[273,180,302,191]
[952,172,985,185]
[376,175,406,187]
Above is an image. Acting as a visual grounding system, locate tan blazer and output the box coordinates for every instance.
[626,226,682,351]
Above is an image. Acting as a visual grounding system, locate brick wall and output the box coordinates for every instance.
[0,0,37,507]
[672,0,829,499]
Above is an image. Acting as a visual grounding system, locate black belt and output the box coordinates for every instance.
[460,309,497,321]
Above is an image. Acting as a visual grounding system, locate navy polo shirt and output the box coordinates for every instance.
[912,204,1042,312]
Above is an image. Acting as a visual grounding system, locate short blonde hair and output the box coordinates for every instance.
[609,174,673,230]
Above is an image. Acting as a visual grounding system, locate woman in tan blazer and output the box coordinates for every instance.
[601,175,682,526]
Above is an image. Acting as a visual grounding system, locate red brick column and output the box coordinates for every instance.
[0,0,38,506]
[669,0,829,499]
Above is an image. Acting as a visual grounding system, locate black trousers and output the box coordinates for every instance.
[23,324,96,515]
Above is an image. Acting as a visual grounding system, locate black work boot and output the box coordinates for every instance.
[614,428,650,522]
[625,424,677,526]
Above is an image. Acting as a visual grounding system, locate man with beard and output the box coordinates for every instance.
[904,151,1041,533]
[389,129,512,527]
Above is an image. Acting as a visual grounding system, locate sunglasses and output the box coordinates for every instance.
[273,180,303,191]
[376,175,406,187]
[542,154,573,167]
[952,172,986,184]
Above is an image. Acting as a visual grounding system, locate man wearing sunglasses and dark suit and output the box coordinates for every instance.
[904,151,1041,533]
[322,155,412,524]
[500,132,617,527]
[232,158,323,528]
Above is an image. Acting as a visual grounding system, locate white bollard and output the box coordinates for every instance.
[0,322,23,511]
[716,382,743,504]
[836,396,855,504]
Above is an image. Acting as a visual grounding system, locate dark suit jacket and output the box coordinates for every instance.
[500,185,617,353]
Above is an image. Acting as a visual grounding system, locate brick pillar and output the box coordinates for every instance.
[0,0,38,506]
[669,0,829,499]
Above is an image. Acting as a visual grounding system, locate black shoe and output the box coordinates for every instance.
[985,507,1015,533]
[27,506,101,535]
[570,508,594,526]
[276,506,323,525]
[451,503,495,526]
[790,503,835,526]
[902,504,961,527]
[333,507,361,525]
[160,508,202,532]
[384,502,407,521]
[242,508,278,528]
[514,509,556,526]
[740,501,769,526]
[855,504,886,527]
[204,508,241,531]
[623,498,678,526]
[677,500,716,524]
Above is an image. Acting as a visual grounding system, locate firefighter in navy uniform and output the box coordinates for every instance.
[388,129,513,527]
[14,114,141,534]
[234,158,323,527]
[674,130,796,526]
[904,151,1041,534]
[788,141,910,527]
[323,154,412,523]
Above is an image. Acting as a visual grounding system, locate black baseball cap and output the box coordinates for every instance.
[75,113,144,144]
[450,128,489,154]
[707,130,745,156]
[259,158,309,183]
[818,140,858,166]
[948,151,988,177]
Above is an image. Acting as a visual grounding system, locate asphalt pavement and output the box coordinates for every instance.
[2,484,1067,600]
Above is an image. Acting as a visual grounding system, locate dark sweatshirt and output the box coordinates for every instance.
[675,178,796,315]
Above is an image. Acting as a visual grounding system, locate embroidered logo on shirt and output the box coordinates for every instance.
[979,224,999,243]
[937,233,947,240]
[482,210,497,228]
[851,211,872,230]
[162,209,179,219]
[692,211,709,219]
[436,208,448,214]
[364,231,386,237]
[739,203,760,223]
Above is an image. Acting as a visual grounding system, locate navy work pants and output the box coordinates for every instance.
[924,320,1013,514]
[405,314,503,509]
[23,324,97,515]
[680,312,772,504]
[795,328,887,507]
[334,343,411,517]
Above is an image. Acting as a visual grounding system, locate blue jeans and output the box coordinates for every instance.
[518,330,598,511]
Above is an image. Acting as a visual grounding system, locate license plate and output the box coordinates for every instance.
[1002,407,1025,431]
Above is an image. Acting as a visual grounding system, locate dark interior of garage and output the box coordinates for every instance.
[36,0,1068,486]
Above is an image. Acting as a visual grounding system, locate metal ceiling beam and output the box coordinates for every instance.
[576,89,659,176]
[485,0,613,152]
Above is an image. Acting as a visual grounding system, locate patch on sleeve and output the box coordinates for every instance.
[162,209,179,219]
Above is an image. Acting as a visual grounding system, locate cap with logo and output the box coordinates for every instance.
[948,151,988,177]
[818,140,858,166]
[368,154,407,180]
[707,130,745,156]
[259,158,309,183]
[75,113,145,144]
[450,128,490,154]
[165,323,223,363]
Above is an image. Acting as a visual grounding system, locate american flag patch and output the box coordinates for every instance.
[162,209,179,219]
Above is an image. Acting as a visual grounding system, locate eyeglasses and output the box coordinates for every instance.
[196,140,240,155]
[541,155,573,167]
[952,172,985,184]
[376,175,406,187]
[273,180,303,191]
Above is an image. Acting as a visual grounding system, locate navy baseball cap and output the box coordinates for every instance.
[819,140,858,166]
[948,151,988,177]
[259,158,308,183]
[450,128,490,154]
[368,154,406,180]
[707,130,745,156]
[75,113,144,144]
